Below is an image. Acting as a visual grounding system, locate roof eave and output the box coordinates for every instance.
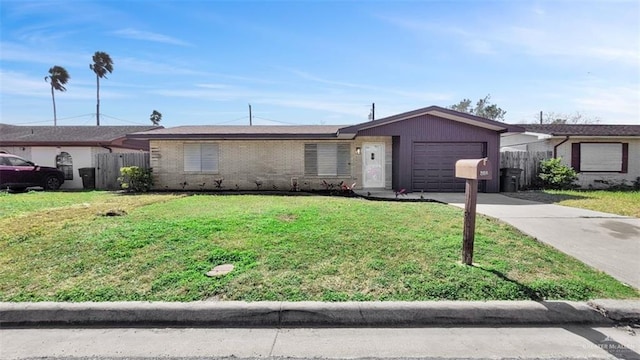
[128,133,342,141]
[339,106,525,134]
[0,140,149,150]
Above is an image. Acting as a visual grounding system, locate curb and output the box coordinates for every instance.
[2,300,637,327]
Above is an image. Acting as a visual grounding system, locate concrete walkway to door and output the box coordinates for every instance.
[359,190,640,289]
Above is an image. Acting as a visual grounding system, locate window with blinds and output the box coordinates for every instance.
[304,143,350,176]
[184,143,219,172]
[580,143,623,172]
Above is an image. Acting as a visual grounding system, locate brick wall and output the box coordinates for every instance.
[150,137,392,191]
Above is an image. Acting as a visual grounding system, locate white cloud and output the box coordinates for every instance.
[196,83,232,89]
[288,69,452,101]
[378,5,640,68]
[572,85,640,124]
[0,42,84,66]
[111,28,192,47]
[0,70,127,101]
[0,71,49,97]
[116,57,208,76]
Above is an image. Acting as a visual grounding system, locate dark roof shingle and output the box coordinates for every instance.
[521,124,640,136]
[129,125,346,139]
[0,124,162,143]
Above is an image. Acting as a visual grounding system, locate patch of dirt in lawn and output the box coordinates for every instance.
[277,214,298,222]
[0,194,182,238]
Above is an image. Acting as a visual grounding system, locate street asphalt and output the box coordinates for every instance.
[3,325,639,359]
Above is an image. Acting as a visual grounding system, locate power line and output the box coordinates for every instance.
[8,113,95,125]
[100,113,148,126]
[211,116,250,125]
[252,116,299,125]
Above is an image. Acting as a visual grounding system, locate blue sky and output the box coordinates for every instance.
[1,0,638,126]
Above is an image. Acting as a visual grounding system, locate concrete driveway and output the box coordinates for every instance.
[360,190,640,289]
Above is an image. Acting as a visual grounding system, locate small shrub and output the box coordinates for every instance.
[214,178,224,189]
[538,158,577,190]
[118,166,153,192]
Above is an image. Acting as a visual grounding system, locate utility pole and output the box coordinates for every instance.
[540,111,543,124]
[368,103,375,121]
[249,104,252,126]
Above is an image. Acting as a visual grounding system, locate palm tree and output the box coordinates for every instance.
[44,66,70,126]
[89,51,114,126]
[150,110,162,126]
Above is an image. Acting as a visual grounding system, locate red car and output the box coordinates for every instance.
[0,153,65,191]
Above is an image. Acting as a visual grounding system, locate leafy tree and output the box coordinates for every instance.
[150,110,162,126]
[450,94,506,121]
[90,51,114,126]
[540,111,600,124]
[44,66,70,126]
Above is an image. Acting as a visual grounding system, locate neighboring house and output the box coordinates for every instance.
[0,124,161,189]
[501,124,640,188]
[129,106,523,193]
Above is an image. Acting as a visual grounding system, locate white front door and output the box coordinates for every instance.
[362,143,385,188]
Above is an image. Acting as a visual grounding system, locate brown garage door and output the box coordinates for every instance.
[412,142,485,192]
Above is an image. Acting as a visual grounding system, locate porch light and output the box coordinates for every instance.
[356,147,361,155]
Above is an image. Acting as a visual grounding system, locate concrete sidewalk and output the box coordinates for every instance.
[361,191,640,289]
[1,299,638,327]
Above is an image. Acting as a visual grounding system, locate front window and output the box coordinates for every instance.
[304,143,350,176]
[579,143,626,172]
[184,143,219,172]
[56,152,73,180]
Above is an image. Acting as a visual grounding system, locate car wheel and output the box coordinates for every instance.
[44,176,61,190]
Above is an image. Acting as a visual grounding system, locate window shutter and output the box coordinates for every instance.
[184,143,201,171]
[201,144,219,172]
[571,143,580,172]
[317,143,338,176]
[621,143,628,173]
[337,143,350,176]
[580,143,623,172]
[304,144,317,176]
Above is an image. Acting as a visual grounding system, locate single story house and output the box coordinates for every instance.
[501,124,640,188]
[130,106,523,193]
[0,124,161,189]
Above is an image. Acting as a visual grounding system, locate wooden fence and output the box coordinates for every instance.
[500,151,552,189]
[95,152,150,190]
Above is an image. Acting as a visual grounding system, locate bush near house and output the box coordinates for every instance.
[538,158,578,190]
[118,166,153,192]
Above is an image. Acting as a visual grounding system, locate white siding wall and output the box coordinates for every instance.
[554,138,640,188]
[0,146,31,159]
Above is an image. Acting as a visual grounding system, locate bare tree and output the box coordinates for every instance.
[90,51,114,126]
[539,111,601,124]
[450,94,506,121]
[44,66,70,126]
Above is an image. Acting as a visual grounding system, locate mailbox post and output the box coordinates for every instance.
[455,158,492,265]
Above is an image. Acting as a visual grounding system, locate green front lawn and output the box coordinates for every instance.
[0,192,636,302]
[507,190,640,218]
[549,190,640,217]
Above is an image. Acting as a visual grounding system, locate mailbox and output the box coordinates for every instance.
[455,158,492,180]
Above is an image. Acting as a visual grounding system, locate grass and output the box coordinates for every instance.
[509,190,640,218]
[0,191,637,302]
[547,190,640,217]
